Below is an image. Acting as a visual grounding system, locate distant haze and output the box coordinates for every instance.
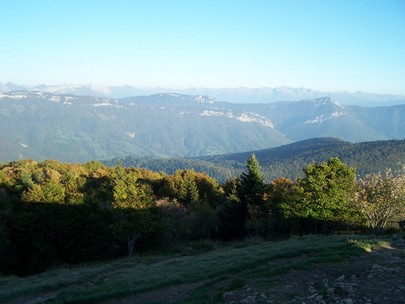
[1,82,405,106]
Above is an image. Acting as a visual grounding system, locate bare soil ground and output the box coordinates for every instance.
[105,235,405,304]
[220,235,405,304]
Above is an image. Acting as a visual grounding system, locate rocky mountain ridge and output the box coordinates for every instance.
[0,91,404,162]
[1,82,405,105]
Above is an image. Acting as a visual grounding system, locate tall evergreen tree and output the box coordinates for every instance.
[218,177,245,239]
[238,153,266,208]
[180,171,200,206]
[220,154,265,236]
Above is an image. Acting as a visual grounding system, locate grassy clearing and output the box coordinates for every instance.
[0,234,391,304]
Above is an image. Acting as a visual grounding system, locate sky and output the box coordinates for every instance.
[0,0,404,94]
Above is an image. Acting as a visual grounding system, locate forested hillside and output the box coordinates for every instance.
[1,156,404,276]
[104,138,405,182]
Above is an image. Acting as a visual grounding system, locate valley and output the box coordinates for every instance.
[0,90,404,163]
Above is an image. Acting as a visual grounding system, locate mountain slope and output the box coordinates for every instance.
[224,97,404,142]
[211,137,405,179]
[264,99,388,142]
[105,138,405,182]
[1,91,404,163]
[0,92,288,162]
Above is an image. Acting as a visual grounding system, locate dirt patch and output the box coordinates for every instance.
[102,236,405,304]
[221,235,405,303]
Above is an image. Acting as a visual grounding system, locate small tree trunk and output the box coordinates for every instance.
[127,232,137,256]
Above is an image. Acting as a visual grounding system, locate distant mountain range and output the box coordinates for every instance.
[0,90,404,163]
[1,82,405,106]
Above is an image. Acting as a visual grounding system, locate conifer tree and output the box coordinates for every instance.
[238,153,266,208]
[218,177,245,239]
[180,171,200,206]
[220,154,267,237]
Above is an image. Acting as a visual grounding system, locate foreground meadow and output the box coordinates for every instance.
[1,233,404,304]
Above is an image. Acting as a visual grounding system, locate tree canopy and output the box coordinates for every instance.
[356,170,405,231]
[0,156,403,275]
[280,158,357,233]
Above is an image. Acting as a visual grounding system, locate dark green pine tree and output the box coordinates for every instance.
[218,177,245,239]
[181,172,200,206]
[238,153,266,209]
[219,154,266,238]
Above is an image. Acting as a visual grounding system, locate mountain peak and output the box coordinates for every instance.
[303,96,344,109]
[1,83,404,106]
[152,93,215,104]
[194,95,215,104]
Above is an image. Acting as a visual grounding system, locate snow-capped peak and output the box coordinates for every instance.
[33,83,112,97]
[194,95,215,104]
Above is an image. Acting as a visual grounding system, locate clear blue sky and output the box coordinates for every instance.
[1,0,404,94]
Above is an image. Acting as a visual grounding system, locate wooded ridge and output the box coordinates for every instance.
[104,137,405,182]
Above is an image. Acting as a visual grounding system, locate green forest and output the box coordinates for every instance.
[0,156,404,276]
[103,138,405,182]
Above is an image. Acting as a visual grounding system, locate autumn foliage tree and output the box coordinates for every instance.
[110,165,156,256]
[159,169,223,240]
[356,170,405,231]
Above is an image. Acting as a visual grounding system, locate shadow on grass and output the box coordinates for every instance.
[0,235,393,304]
